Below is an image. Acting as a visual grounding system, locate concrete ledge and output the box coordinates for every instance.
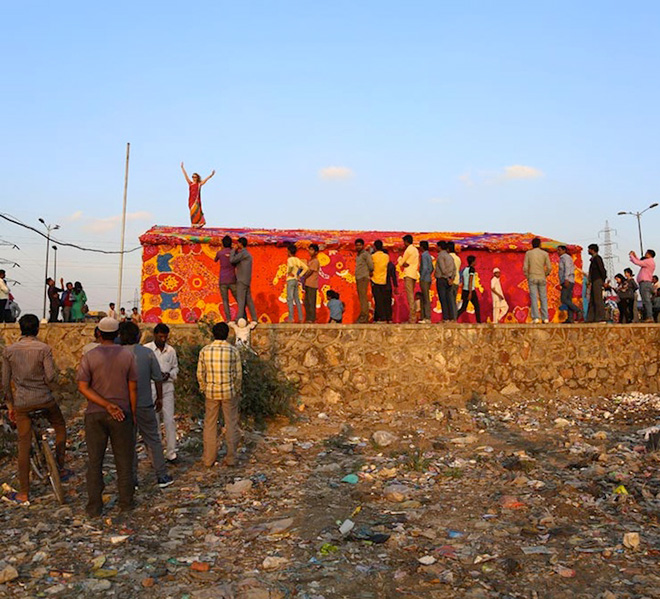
[1,323,658,407]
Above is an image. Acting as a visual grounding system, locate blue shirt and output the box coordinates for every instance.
[328,298,344,321]
[420,251,433,283]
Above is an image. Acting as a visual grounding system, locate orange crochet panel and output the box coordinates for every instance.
[139,226,582,324]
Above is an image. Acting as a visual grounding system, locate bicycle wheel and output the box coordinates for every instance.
[41,439,65,504]
[30,430,46,480]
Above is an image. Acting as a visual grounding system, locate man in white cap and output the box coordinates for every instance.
[490,267,508,323]
[77,317,137,517]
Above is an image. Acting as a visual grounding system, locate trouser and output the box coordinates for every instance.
[15,401,66,495]
[85,411,134,515]
[304,286,317,322]
[420,280,431,321]
[0,299,7,323]
[49,303,60,323]
[371,283,388,322]
[203,396,240,467]
[639,281,653,320]
[133,406,167,481]
[618,298,634,323]
[286,279,303,322]
[528,279,548,321]
[493,303,508,323]
[219,283,238,322]
[356,278,370,323]
[457,290,481,322]
[587,279,606,322]
[237,282,257,322]
[156,387,177,458]
[436,278,453,321]
[62,306,72,322]
[560,282,581,322]
[404,277,416,323]
[450,285,459,320]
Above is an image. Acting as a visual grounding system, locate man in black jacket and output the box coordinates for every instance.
[587,244,607,322]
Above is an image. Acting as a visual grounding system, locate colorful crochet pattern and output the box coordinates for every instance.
[139,226,582,324]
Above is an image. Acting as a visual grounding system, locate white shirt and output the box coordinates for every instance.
[108,308,117,319]
[491,276,507,307]
[145,342,179,391]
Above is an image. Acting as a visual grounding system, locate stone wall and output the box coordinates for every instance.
[1,323,658,407]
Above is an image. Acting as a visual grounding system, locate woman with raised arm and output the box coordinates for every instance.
[181,162,215,228]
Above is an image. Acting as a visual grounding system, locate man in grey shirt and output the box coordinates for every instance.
[523,237,552,323]
[119,321,173,489]
[230,237,257,323]
[435,241,457,321]
[557,245,581,323]
[354,238,374,323]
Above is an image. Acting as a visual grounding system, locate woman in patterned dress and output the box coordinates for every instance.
[181,162,215,228]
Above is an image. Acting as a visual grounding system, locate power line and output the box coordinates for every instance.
[0,213,141,255]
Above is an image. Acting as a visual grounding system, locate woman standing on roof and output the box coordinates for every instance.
[181,162,215,228]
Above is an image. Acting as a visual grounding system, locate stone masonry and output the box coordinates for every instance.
[1,323,658,407]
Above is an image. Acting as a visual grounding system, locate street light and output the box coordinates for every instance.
[617,203,658,256]
[39,218,60,320]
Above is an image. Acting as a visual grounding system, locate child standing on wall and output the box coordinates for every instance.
[327,290,345,323]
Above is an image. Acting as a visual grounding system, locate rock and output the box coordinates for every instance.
[383,484,411,502]
[418,555,437,565]
[46,584,67,594]
[500,383,520,396]
[554,417,572,428]
[0,565,19,583]
[623,532,640,550]
[261,556,289,571]
[322,388,341,405]
[267,517,295,534]
[372,430,398,446]
[226,479,253,495]
[277,443,294,453]
[141,577,155,588]
[450,435,478,445]
[85,579,112,591]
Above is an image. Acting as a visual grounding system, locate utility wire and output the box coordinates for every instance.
[0,213,141,255]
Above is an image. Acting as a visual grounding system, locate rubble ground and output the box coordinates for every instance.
[1,392,659,599]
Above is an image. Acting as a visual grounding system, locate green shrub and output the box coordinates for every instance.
[174,337,299,429]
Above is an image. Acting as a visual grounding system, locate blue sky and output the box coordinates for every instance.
[2,1,659,314]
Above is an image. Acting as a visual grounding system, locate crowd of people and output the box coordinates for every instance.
[249,236,657,324]
[2,314,242,513]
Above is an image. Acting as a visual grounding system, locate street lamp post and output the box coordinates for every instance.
[52,245,58,284]
[617,203,659,256]
[39,218,60,320]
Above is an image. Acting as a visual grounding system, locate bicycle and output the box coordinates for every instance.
[29,410,65,505]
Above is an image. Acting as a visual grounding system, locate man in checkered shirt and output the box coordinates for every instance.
[197,322,243,468]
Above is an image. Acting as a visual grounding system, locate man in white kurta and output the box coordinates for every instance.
[491,268,509,323]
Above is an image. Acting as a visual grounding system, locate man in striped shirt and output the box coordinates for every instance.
[197,322,243,468]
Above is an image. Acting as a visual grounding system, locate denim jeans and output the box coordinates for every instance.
[639,281,654,321]
[419,280,431,321]
[528,279,548,321]
[286,279,303,322]
[560,282,581,322]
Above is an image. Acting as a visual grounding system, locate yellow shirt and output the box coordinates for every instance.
[398,245,420,281]
[451,253,461,285]
[371,251,389,285]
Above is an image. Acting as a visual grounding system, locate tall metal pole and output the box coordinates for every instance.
[636,214,644,256]
[117,142,130,313]
[53,245,58,284]
[42,233,50,320]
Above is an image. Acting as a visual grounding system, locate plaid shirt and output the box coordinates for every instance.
[2,336,56,409]
[197,340,242,401]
